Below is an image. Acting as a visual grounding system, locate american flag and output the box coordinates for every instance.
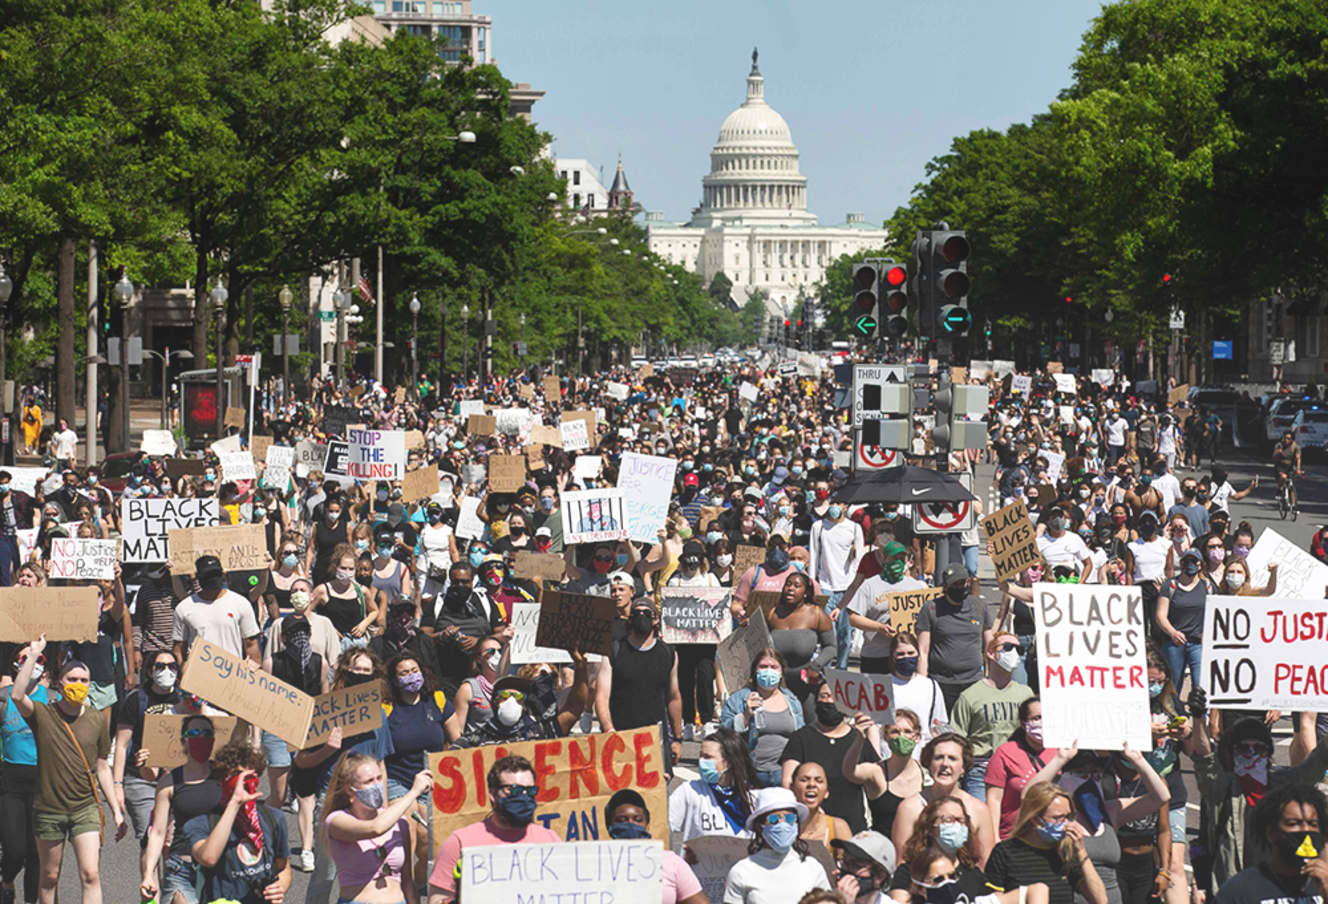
[357,274,374,304]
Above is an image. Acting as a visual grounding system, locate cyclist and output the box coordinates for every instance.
[1271,431,1302,512]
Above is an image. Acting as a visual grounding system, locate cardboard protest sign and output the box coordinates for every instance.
[141,429,177,456]
[516,383,535,402]
[534,590,619,657]
[1168,383,1190,405]
[495,408,531,436]
[886,587,944,634]
[512,551,565,583]
[523,444,545,471]
[1052,373,1076,394]
[746,590,782,618]
[295,440,326,473]
[617,452,678,544]
[1046,361,1063,374]
[717,607,771,695]
[300,681,385,749]
[467,414,496,437]
[508,601,572,664]
[224,407,246,429]
[560,419,590,452]
[732,545,766,582]
[401,464,440,502]
[688,835,751,904]
[660,588,733,645]
[572,456,601,482]
[210,434,242,454]
[180,638,314,745]
[429,727,667,848]
[1034,583,1150,750]
[218,451,256,482]
[488,454,527,493]
[402,430,425,451]
[0,586,99,641]
[168,524,269,575]
[560,489,627,545]
[394,386,407,404]
[165,458,208,479]
[455,496,485,540]
[951,366,968,385]
[561,409,596,439]
[529,424,562,448]
[1202,594,1328,711]
[1246,528,1328,598]
[47,538,118,581]
[249,434,273,463]
[346,428,405,481]
[460,839,663,904]
[637,363,654,379]
[699,506,724,531]
[141,715,243,769]
[542,375,561,400]
[121,497,220,563]
[983,500,1041,583]
[825,667,895,724]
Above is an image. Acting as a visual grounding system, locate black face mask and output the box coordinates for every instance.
[815,700,844,726]
[629,612,654,636]
[356,574,373,587]
[444,584,471,609]
[945,584,967,603]
[1275,830,1325,863]
[345,672,374,687]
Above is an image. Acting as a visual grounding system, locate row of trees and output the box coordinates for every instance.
[819,0,1328,364]
[0,0,743,429]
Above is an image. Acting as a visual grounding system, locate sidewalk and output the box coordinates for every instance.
[18,399,169,466]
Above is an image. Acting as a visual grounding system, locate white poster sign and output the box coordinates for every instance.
[824,668,895,724]
[210,434,242,455]
[48,538,118,580]
[1246,528,1328,598]
[560,489,628,545]
[458,400,486,418]
[455,496,485,541]
[459,840,662,904]
[604,381,629,401]
[121,497,220,563]
[141,430,177,456]
[1034,583,1150,750]
[992,360,1016,379]
[218,451,256,482]
[1052,373,1077,394]
[739,381,759,404]
[968,360,992,380]
[1091,369,1115,387]
[560,419,590,452]
[1011,375,1032,394]
[1202,594,1328,712]
[617,452,678,544]
[346,428,405,481]
[1041,449,1065,483]
[508,602,572,664]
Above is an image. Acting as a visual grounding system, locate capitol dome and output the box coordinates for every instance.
[697,49,816,227]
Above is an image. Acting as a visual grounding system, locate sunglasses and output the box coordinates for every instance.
[995,642,1023,654]
[183,727,214,738]
[763,812,798,827]
[493,689,525,704]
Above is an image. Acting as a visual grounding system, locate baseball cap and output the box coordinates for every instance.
[941,563,968,586]
[831,830,896,874]
[195,555,225,584]
[534,526,552,539]
[607,570,633,586]
[772,466,789,484]
[683,472,699,487]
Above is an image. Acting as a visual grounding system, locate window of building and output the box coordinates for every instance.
[572,171,581,185]
[391,0,425,12]
[573,193,581,208]
[371,0,386,11]
[402,23,430,35]
[587,194,595,208]
[1297,315,1321,358]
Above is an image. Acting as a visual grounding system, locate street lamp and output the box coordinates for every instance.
[209,280,228,438]
[278,284,293,403]
[461,302,470,378]
[333,286,350,384]
[409,292,421,393]
[142,348,193,428]
[113,273,135,453]
[455,131,477,144]
[0,261,13,465]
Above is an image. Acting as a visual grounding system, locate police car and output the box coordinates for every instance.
[1291,406,1328,453]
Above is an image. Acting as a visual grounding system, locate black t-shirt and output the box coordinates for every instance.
[1215,865,1323,904]
[985,837,1084,904]
[778,725,866,833]
[608,636,675,732]
[889,864,988,900]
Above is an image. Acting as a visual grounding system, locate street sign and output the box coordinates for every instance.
[235,354,254,365]
[272,334,299,356]
[1169,309,1185,330]
[912,472,975,534]
[1212,340,1233,360]
[512,341,528,356]
[107,337,143,367]
[1270,339,1285,365]
[318,310,336,323]
[851,364,909,427]
[853,432,900,471]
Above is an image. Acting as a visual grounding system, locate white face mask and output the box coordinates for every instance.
[29,663,44,683]
[495,696,524,727]
[290,590,311,612]
[716,554,733,568]
[152,668,177,691]
[995,649,1020,673]
[1225,572,1244,589]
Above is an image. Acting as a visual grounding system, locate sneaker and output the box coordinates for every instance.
[701,721,719,738]
[282,796,299,814]
[682,724,695,742]
[295,849,315,872]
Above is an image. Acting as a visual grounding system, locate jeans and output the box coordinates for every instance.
[962,755,990,801]
[0,536,19,587]
[122,773,157,843]
[162,852,201,904]
[962,546,979,579]
[1162,639,1202,693]
[826,592,852,669]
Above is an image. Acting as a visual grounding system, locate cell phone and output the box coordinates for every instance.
[1167,715,1188,728]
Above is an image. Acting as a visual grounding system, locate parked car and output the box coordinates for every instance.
[1292,407,1328,454]
[1266,397,1318,444]
[1186,386,1241,444]
[98,451,143,495]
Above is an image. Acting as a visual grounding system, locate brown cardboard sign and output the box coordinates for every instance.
[560,409,597,439]
[512,551,565,583]
[523,444,545,471]
[466,414,496,437]
[886,587,945,634]
[141,715,244,769]
[167,524,270,575]
[1046,361,1063,374]
[732,544,766,582]
[401,464,440,502]
[300,681,385,749]
[716,606,771,697]
[1168,383,1190,405]
[394,386,407,404]
[983,500,1041,583]
[0,586,100,642]
[529,424,563,448]
[179,638,314,746]
[403,429,425,450]
[224,407,246,429]
[488,454,527,493]
[165,458,209,479]
[534,589,618,657]
[518,384,535,402]
[542,375,561,400]
[249,434,273,463]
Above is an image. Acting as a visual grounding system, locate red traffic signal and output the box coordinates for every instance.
[784,319,790,327]
[1065,295,1073,304]
[1162,273,1172,284]
[884,265,906,287]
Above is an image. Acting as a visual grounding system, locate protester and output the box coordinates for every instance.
[719,648,804,787]
[781,681,868,834]
[605,789,707,904]
[891,733,995,863]
[841,710,925,837]
[669,727,757,845]
[0,648,46,904]
[983,781,1109,904]
[140,714,223,904]
[723,787,833,903]
[950,633,1034,801]
[792,760,852,846]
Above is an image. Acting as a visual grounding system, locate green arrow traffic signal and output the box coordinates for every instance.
[939,304,972,335]
[854,314,878,335]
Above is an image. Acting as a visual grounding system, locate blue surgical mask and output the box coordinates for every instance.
[705,531,723,545]
[755,668,781,689]
[827,505,843,520]
[762,819,799,852]
[615,552,629,566]
[354,539,369,552]
[282,553,299,569]
[937,821,969,853]
[1148,681,1164,698]
[1037,820,1067,843]
[697,757,722,785]
[469,550,486,568]
[608,821,651,840]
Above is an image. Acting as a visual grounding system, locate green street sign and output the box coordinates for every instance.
[318,310,336,323]
[854,314,878,335]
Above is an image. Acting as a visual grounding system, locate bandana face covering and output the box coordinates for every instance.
[222,771,264,855]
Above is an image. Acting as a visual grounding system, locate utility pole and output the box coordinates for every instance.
[86,241,99,466]
[375,245,384,385]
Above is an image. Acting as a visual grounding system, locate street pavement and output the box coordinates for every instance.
[65,447,1324,903]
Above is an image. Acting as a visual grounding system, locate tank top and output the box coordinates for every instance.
[868,760,919,836]
[463,675,494,733]
[371,559,405,602]
[312,519,344,584]
[321,584,365,636]
[168,768,223,857]
[268,571,297,614]
[608,636,674,731]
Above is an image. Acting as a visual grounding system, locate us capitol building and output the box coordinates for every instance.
[646,50,889,317]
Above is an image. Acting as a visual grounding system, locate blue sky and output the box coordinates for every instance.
[496,0,1108,226]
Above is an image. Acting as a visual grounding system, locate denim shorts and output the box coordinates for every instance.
[162,853,201,904]
[261,729,293,768]
[1168,807,1187,845]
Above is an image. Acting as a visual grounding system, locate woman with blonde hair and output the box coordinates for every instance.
[1219,555,1277,596]
[983,781,1108,904]
[323,752,432,904]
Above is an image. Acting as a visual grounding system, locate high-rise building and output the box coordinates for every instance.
[647,49,888,316]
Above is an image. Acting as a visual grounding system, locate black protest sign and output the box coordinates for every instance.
[323,440,350,476]
[324,406,358,438]
[660,588,732,645]
[534,590,619,657]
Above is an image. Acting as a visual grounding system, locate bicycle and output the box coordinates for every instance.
[1276,471,1298,521]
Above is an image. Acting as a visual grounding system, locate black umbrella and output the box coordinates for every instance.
[831,465,977,505]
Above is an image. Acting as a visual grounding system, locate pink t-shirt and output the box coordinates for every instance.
[325,815,408,888]
[428,816,561,899]
[663,850,703,904]
[985,739,1054,839]
[732,564,821,607]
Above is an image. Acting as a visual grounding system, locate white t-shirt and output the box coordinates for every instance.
[891,673,949,745]
[52,428,78,460]
[417,523,454,583]
[723,847,831,904]
[848,574,927,657]
[1157,426,1179,455]
[667,570,722,588]
[1036,532,1091,569]
[1105,417,1127,446]
[809,517,863,592]
[1210,480,1235,513]
[172,588,261,659]
[1130,536,1171,581]
[1152,473,1182,513]
[668,780,753,847]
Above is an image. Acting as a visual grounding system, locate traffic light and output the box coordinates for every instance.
[932,229,971,337]
[792,318,803,349]
[783,318,791,346]
[881,261,908,337]
[851,261,880,338]
[931,384,989,453]
[910,233,933,336]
